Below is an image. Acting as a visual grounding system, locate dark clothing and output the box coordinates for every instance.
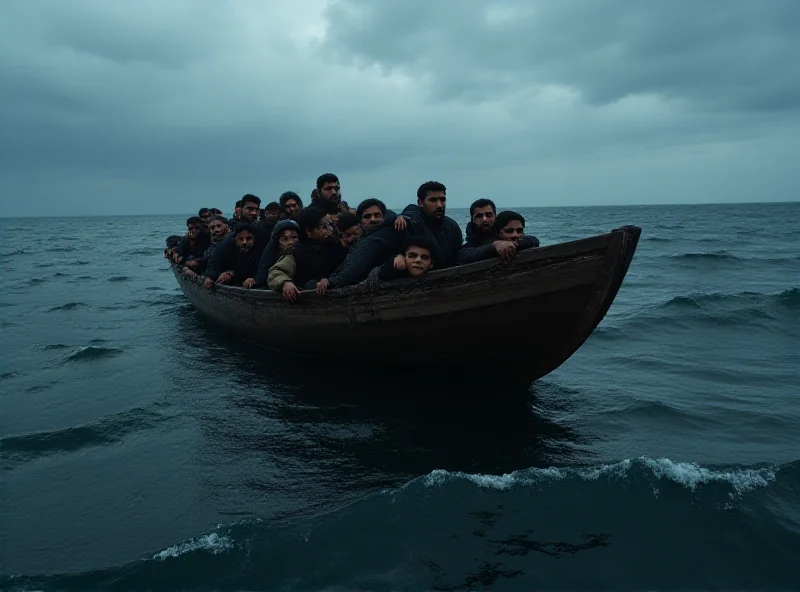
[205,241,263,285]
[255,220,302,287]
[327,211,403,288]
[291,242,348,288]
[257,219,277,239]
[457,222,541,264]
[191,240,223,274]
[378,259,410,282]
[400,204,463,269]
[177,234,210,262]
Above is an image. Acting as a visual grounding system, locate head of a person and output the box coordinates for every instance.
[416,181,447,220]
[166,235,182,249]
[271,220,300,252]
[186,216,202,240]
[210,208,223,217]
[470,199,496,235]
[208,215,229,243]
[240,194,261,222]
[279,191,303,219]
[296,208,334,244]
[316,173,341,205]
[402,237,435,277]
[234,200,243,219]
[493,211,526,245]
[233,222,256,253]
[264,202,281,223]
[356,198,386,231]
[337,212,362,248]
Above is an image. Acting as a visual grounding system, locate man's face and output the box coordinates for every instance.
[187,224,199,240]
[278,229,299,250]
[498,220,524,244]
[242,201,260,222]
[235,230,255,253]
[419,191,446,219]
[308,216,334,243]
[405,246,433,277]
[234,206,242,218]
[360,205,384,230]
[320,181,341,204]
[284,199,300,218]
[472,206,495,234]
[340,225,361,248]
[209,220,228,242]
[265,208,281,223]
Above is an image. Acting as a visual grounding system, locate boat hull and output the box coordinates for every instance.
[171,225,641,380]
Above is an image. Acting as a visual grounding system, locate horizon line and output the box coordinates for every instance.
[0,199,797,219]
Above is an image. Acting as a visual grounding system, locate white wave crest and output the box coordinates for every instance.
[153,532,233,560]
[423,457,776,494]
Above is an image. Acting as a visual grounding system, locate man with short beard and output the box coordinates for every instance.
[307,173,344,213]
[173,216,210,264]
[183,215,230,279]
[356,198,388,236]
[203,223,263,290]
[459,201,539,264]
[279,191,303,220]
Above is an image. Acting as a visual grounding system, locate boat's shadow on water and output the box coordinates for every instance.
[177,310,595,486]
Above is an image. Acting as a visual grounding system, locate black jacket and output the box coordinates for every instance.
[206,243,263,285]
[292,242,348,289]
[178,234,210,262]
[191,240,223,274]
[457,222,540,264]
[327,211,402,288]
[400,204,463,269]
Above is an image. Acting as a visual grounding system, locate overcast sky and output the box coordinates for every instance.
[1,0,798,217]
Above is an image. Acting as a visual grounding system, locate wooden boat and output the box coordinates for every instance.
[171,225,641,380]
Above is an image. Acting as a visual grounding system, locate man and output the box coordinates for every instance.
[198,208,212,228]
[267,208,347,302]
[398,181,463,269]
[373,236,435,282]
[279,191,303,220]
[164,235,182,259]
[307,173,343,211]
[203,223,263,290]
[257,201,281,237]
[183,215,230,278]
[173,216,210,264]
[210,208,224,217]
[337,212,362,249]
[232,200,243,223]
[459,208,539,264]
[356,198,386,235]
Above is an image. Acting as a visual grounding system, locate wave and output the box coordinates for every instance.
[1,248,28,257]
[5,458,797,591]
[670,250,739,262]
[62,345,123,363]
[107,276,131,282]
[1,407,166,468]
[45,246,77,253]
[125,247,163,256]
[47,302,87,312]
[595,288,799,339]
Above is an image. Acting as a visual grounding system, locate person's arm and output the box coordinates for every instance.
[267,253,297,292]
[517,235,540,251]
[328,225,402,288]
[458,242,498,264]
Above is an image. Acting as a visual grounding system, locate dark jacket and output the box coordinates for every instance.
[283,241,348,289]
[191,240,224,274]
[206,243,263,285]
[400,204,463,269]
[178,234,210,262]
[327,210,402,288]
[457,222,541,264]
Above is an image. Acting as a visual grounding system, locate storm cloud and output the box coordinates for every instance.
[0,0,798,216]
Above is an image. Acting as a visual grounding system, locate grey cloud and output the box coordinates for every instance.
[322,0,800,112]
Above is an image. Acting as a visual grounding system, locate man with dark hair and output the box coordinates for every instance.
[257,201,281,237]
[460,210,539,264]
[459,198,511,263]
[279,191,303,219]
[183,215,230,278]
[372,236,435,282]
[356,198,386,235]
[210,208,223,216]
[203,222,263,290]
[267,208,346,302]
[240,194,261,223]
[307,173,343,212]
[199,208,211,223]
[232,200,243,223]
[164,235,182,259]
[173,216,210,264]
[337,212,362,249]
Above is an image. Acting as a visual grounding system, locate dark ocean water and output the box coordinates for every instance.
[1,202,799,591]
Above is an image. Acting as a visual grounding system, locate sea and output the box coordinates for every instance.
[1,202,799,591]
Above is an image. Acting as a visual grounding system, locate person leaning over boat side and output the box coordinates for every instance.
[279,191,303,220]
[164,235,182,259]
[458,199,513,264]
[356,198,387,237]
[172,216,210,265]
[183,215,230,280]
[254,219,300,287]
[397,181,463,269]
[337,212,362,249]
[202,222,263,290]
[492,211,539,253]
[369,236,435,283]
[267,208,347,302]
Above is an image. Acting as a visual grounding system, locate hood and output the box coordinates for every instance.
[270,219,300,241]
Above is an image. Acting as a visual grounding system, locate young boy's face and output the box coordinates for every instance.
[278,229,299,250]
[404,246,433,277]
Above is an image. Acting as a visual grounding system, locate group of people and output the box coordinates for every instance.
[164,174,540,302]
